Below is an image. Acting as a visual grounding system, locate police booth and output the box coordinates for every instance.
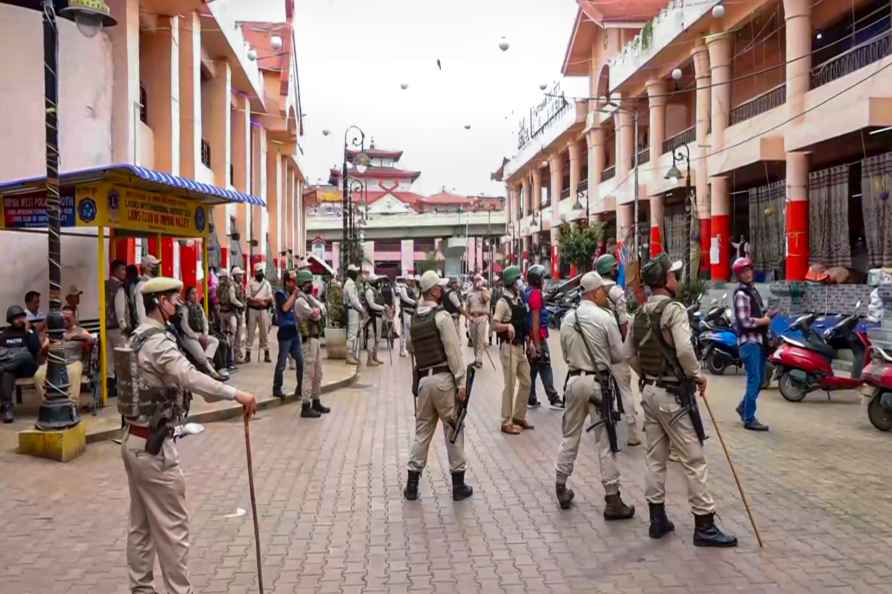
[0,164,265,409]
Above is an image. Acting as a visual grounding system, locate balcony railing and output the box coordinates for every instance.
[560,187,571,200]
[602,165,616,182]
[662,126,695,154]
[201,140,211,167]
[810,33,892,89]
[730,83,787,125]
[578,179,588,193]
[636,147,650,165]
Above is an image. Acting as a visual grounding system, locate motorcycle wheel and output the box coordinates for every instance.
[778,371,809,402]
[868,394,892,432]
[706,351,728,376]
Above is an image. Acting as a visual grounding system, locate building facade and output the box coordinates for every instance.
[0,0,307,316]
[306,144,505,278]
[501,0,892,284]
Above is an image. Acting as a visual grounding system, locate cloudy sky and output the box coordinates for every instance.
[233,0,583,196]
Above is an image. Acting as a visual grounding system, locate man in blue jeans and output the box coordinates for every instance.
[273,270,306,410]
[732,257,772,431]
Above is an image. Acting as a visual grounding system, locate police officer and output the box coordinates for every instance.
[295,269,330,418]
[230,267,247,362]
[595,254,642,446]
[555,272,635,519]
[397,275,418,358]
[245,262,273,364]
[631,254,737,547]
[443,278,464,337]
[106,259,131,399]
[466,275,490,369]
[493,266,533,435]
[131,254,161,325]
[0,305,42,423]
[364,274,386,366]
[343,264,366,365]
[120,277,257,594]
[404,270,472,502]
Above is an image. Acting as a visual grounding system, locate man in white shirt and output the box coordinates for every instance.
[245,263,273,363]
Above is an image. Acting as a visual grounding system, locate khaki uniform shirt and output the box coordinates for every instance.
[296,293,326,322]
[467,289,491,315]
[247,278,273,305]
[112,282,129,330]
[560,300,630,372]
[631,294,703,381]
[409,299,466,386]
[132,275,151,325]
[604,281,630,329]
[493,287,521,325]
[130,319,237,427]
[343,278,365,313]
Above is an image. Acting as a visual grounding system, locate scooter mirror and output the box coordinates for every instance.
[855,300,863,310]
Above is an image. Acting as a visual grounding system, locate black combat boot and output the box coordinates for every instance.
[452,471,473,501]
[106,377,117,400]
[404,470,421,501]
[693,513,738,547]
[1,403,13,424]
[648,502,675,539]
[1,374,16,423]
[556,482,575,510]
[300,402,321,418]
[604,493,635,521]
[244,351,251,364]
[312,399,331,414]
[264,350,271,363]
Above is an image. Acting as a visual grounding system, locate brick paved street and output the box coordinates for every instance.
[2,334,892,594]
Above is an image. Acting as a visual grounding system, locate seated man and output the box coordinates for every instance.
[0,305,44,423]
[176,287,227,382]
[33,305,93,406]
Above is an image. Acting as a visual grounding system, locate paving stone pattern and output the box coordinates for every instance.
[1,335,891,594]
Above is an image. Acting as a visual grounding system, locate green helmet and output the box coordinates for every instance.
[502,266,521,286]
[595,254,618,277]
[296,270,314,285]
[641,253,683,288]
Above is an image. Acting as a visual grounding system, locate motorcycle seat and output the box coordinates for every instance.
[781,335,836,359]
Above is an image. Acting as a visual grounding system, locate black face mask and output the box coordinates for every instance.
[13,319,26,330]
[301,283,313,294]
[255,273,264,281]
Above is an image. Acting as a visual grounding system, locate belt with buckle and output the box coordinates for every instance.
[567,369,597,378]
[639,377,681,389]
[418,365,451,377]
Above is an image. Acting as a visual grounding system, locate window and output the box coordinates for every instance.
[139,84,147,124]
[201,140,211,167]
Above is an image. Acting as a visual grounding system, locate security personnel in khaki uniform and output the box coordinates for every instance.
[493,266,533,435]
[364,275,386,366]
[343,264,366,365]
[295,269,331,418]
[131,254,161,325]
[466,275,490,369]
[245,262,273,363]
[397,275,418,358]
[404,270,473,502]
[555,272,635,519]
[120,277,257,594]
[632,254,737,547]
[230,267,247,362]
[595,254,642,446]
[106,259,131,398]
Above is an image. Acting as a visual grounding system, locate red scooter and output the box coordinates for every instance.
[769,307,871,402]
[860,345,892,431]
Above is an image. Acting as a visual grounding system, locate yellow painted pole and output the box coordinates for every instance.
[203,238,210,315]
[97,225,108,407]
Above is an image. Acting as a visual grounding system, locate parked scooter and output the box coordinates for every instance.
[769,301,871,402]
[860,344,892,431]
[546,287,580,330]
[698,294,742,375]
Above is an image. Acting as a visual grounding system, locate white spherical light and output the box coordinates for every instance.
[499,37,510,52]
[270,35,283,51]
[247,48,257,61]
[712,4,725,18]
[671,68,683,81]
[464,124,472,130]
[322,129,330,137]
[539,83,547,91]
[400,82,409,90]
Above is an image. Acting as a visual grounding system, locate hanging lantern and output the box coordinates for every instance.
[400,83,409,90]
[671,68,683,81]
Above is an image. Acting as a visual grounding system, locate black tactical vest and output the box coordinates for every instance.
[299,297,322,340]
[498,293,529,345]
[188,304,205,333]
[401,286,418,313]
[106,277,124,330]
[632,299,674,378]
[411,308,448,370]
[442,289,460,315]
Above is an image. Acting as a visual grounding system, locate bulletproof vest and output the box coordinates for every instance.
[106,277,124,330]
[218,278,232,309]
[632,299,675,378]
[234,282,246,304]
[0,327,30,352]
[115,328,185,425]
[299,297,322,340]
[490,287,503,313]
[187,304,205,332]
[411,308,448,370]
[442,289,460,315]
[380,281,395,306]
[498,293,529,345]
[400,286,417,312]
[359,282,370,310]
[366,287,381,318]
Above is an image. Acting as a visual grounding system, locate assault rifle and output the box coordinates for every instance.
[585,370,624,453]
[448,364,476,444]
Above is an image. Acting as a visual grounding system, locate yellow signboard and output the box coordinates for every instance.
[76,183,209,237]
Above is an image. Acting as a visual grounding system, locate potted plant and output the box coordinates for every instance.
[323,279,347,359]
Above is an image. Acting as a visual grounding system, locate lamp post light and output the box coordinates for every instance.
[341,125,368,276]
[23,0,116,430]
[665,142,696,281]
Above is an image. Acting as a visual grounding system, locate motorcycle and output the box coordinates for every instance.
[546,287,580,330]
[860,344,892,431]
[697,295,742,376]
[769,301,871,402]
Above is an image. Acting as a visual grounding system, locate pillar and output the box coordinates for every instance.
[709,176,730,280]
[521,177,530,220]
[109,0,140,164]
[208,61,232,255]
[178,11,201,179]
[550,152,564,279]
[786,152,810,281]
[251,124,267,263]
[706,32,732,152]
[531,168,542,213]
[285,164,294,255]
[586,127,605,212]
[233,94,250,269]
[615,110,634,178]
[646,80,667,165]
[140,15,180,174]
[266,148,281,259]
[617,202,634,244]
[784,0,812,119]
[332,241,340,274]
[693,42,712,273]
[401,239,414,276]
[650,194,664,256]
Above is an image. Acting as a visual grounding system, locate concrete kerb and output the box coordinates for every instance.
[85,365,360,444]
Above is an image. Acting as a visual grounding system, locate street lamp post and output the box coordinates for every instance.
[341,125,368,276]
[665,143,695,281]
[30,0,116,430]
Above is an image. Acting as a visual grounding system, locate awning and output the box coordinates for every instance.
[0,163,265,206]
[307,254,335,277]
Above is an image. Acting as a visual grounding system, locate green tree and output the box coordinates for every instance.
[558,222,604,271]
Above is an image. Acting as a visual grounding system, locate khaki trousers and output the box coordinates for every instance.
[245,308,270,352]
[555,375,620,494]
[408,372,466,473]
[34,360,83,404]
[106,328,126,379]
[499,342,531,424]
[468,316,488,365]
[611,361,641,439]
[347,309,362,359]
[225,312,243,360]
[641,384,716,515]
[121,435,191,594]
[301,337,323,401]
[400,312,412,354]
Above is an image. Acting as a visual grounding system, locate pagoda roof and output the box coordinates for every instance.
[330,166,421,182]
[423,191,477,206]
[347,148,404,161]
[366,191,426,206]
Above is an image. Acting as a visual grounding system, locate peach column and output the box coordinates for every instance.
[706,33,732,280]
[551,152,565,277]
[786,152,810,281]
[617,202,634,245]
[646,80,667,165]
[615,110,634,178]
[178,11,201,179]
[140,15,180,174]
[531,167,542,255]
[586,127,605,212]
[692,42,712,274]
[784,0,813,120]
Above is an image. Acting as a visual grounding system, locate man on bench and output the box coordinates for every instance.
[0,305,44,423]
